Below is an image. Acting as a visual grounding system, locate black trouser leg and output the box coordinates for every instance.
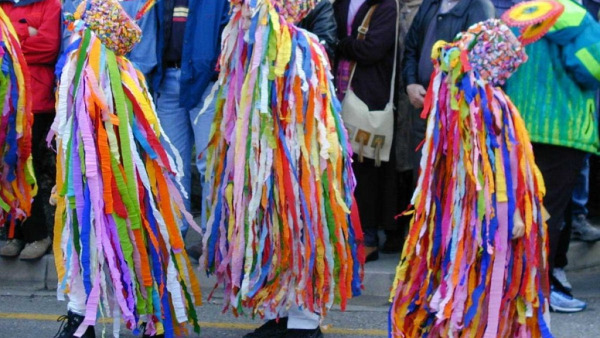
[554,204,573,269]
[14,113,56,243]
[352,156,399,248]
[532,143,586,291]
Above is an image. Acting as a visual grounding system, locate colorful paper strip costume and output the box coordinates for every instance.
[51,0,201,336]
[0,7,36,234]
[202,0,364,319]
[388,16,562,337]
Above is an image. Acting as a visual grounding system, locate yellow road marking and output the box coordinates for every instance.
[0,312,386,336]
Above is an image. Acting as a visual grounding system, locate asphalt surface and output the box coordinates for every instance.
[0,268,599,337]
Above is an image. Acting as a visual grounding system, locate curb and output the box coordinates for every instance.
[1,240,599,297]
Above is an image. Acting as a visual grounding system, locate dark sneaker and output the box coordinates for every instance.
[571,215,600,242]
[381,235,403,254]
[243,318,288,338]
[0,239,25,257]
[54,311,96,338]
[550,290,586,313]
[186,240,203,263]
[284,327,324,338]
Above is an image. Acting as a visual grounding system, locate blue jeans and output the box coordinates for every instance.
[571,155,591,217]
[156,68,215,236]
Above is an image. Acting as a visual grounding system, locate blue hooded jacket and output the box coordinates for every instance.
[152,0,229,110]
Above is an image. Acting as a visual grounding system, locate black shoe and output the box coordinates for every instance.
[54,311,95,338]
[381,237,403,254]
[365,250,379,262]
[284,327,324,338]
[243,318,288,338]
[186,240,203,263]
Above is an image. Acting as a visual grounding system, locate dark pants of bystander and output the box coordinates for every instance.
[532,143,586,293]
[12,113,56,243]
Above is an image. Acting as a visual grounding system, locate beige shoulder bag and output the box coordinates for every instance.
[341,0,399,166]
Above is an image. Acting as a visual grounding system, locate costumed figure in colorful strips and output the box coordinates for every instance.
[201,0,364,332]
[388,1,565,336]
[51,0,202,337]
[0,7,36,236]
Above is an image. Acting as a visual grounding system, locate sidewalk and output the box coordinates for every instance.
[1,238,599,297]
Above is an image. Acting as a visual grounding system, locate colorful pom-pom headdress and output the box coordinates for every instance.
[69,0,142,56]
[502,0,565,44]
[0,7,36,234]
[201,0,364,319]
[52,0,201,336]
[388,2,564,336]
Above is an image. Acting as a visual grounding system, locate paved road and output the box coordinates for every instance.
[0,268,598,337]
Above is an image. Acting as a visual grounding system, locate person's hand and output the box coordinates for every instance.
[512,211,525,239]
[49,185,57,206]
[407,84,426,109]
[28,27,38,37]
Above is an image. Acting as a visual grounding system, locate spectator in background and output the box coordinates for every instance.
[551,0,600,296]
[390,0,422,254]
[298,0,338,63]
[333,0,399,262]
[402,0,494,178]
[0,0,61,260]
[505,0,600,313]
[570,0,600,244]
[152,0,229,260]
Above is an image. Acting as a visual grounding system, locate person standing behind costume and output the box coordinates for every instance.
[298,0,338,63]
[402,0,493,176]
[62,0,157,89]
[152,0,229,259]
[505,0,600,313]
[333,0,400,262]
[0,0,61,260]
[389,0,422,254]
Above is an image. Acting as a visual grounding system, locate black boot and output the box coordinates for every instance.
[54,311,95,338]
[285,327,324,338]
[243,318,288,338]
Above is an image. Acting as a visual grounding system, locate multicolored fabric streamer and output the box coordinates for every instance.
[0,7,36,235]
[201,0,363,319]
[389,19,552,338]
[51,2,201,337]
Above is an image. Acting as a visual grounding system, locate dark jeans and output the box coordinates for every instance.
[12,113,56,243]
[532,143,586,291]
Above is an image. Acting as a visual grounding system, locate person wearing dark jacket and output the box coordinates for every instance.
[403,0,493,173]
[299,0,338,62]
[333,0,399,262]
[0,0,61,260]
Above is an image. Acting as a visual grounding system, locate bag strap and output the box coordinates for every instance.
[347,5,379,84]
[348,0,400,107]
